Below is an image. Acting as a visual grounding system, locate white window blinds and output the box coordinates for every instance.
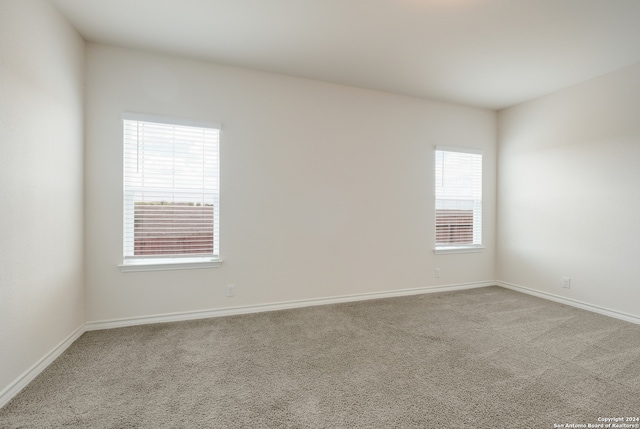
[123,114,220,260]
[435,147,482,248]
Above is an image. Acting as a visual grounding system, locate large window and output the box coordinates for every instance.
[120,113,221,271]
[434,146,482,252]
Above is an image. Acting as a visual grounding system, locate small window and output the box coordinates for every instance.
[120,113,221,271]
[434,146,482,253]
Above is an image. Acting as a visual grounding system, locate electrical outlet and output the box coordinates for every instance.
[435,268,441,278]
[562,277,571,289]
[226,284,235,297]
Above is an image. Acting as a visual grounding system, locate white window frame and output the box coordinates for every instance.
[118,113,223,272]
[434,145,484,254]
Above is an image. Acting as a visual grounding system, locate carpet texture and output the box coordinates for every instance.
[1,286,639,428]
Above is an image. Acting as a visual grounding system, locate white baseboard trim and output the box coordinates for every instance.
[86,281,495,331]
[497,281,640,325]
[0,324,85,409]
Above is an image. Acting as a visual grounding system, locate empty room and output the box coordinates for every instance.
[1,0,639,427]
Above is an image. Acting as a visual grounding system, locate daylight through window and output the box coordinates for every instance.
[123,114,220,263]
[435,147,482,250]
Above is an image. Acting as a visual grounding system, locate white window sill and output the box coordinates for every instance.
[433,246,485,255]
[118,257,223,273]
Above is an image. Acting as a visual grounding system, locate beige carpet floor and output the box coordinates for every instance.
[1,286,639,428]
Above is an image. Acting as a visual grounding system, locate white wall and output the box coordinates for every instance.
[85,44,496,322]
[497,62,640,318]
[0,0,85,397]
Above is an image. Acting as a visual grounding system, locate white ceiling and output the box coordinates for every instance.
[51,0,640,110]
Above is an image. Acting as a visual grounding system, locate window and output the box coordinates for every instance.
[119,113,221,272]
[434,146,483,253]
